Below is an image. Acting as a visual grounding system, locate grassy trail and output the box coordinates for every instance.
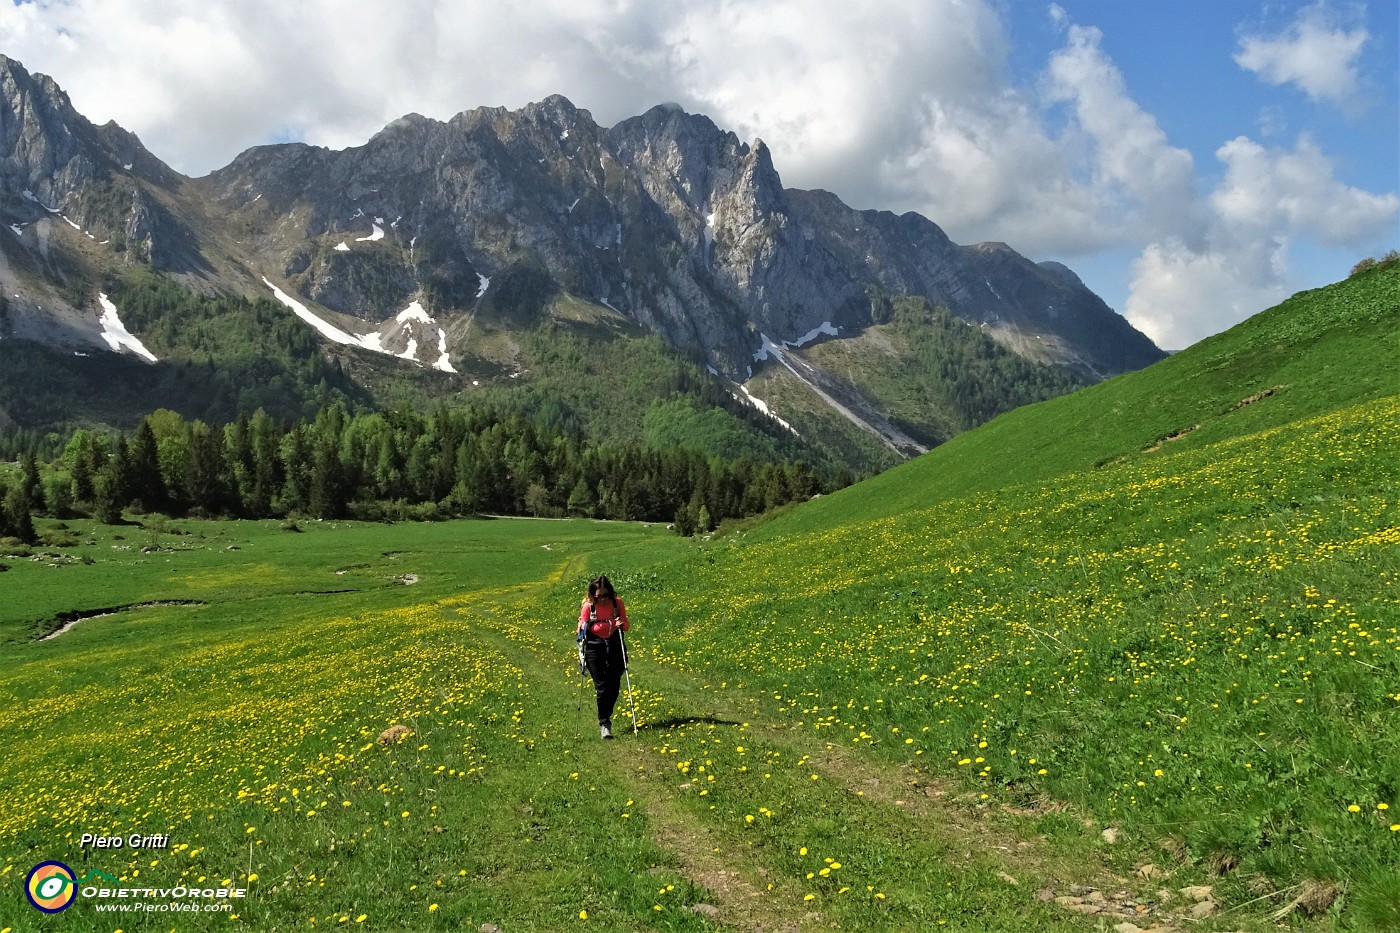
[455,575,1221,933]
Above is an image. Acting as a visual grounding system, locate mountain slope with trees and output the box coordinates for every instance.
[0,53,1162,476]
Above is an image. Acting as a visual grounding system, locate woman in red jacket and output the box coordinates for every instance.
[578,574,630,738]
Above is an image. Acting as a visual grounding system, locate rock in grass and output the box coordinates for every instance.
[1190,899,1219,919]
[377,724,413,744]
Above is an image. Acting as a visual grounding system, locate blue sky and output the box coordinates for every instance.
[3,0,1396,349]
[1002,0,1398,325]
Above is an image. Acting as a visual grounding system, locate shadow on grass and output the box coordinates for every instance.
[633,715,741,733]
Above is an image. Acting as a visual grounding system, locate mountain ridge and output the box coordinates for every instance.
[0,53,1163,465]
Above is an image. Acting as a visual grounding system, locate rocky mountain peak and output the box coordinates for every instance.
[1,61,1164,405]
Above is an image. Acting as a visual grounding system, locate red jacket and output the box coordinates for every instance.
[579,597,629,639]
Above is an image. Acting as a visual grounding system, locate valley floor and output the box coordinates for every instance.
[0,517,1326,932]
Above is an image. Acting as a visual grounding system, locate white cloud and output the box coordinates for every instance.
[1212,134,1399,244]
[1235,2,1370,111]
[1125,135,1399,350]
[1042,21,1204,248]
[1,0,1395,353]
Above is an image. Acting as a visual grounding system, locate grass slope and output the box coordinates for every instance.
[1,518,1122,933]
[0,267,1394,931]
[788,263,1398,529]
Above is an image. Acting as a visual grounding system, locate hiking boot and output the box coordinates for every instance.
[600,723,613,739]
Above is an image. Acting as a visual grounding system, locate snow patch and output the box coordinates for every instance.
[434,328,456,373]
[753,325,838,363]
[791,322,838,347]
[8,224,24,237]
[568,198,580,213]
[397,337,418,362]
[476,273,490,298]
[396,300,433,325]
[737,384,797,435]
[262,276,383,352]
[97,293,158,362]
[355,223,385,242]
[334,242,350,252]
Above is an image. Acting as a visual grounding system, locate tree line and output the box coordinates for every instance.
[0,403,837,542]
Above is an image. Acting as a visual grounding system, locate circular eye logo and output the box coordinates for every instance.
[26,860,77,913]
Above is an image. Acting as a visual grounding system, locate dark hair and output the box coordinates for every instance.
[588,574,617,605]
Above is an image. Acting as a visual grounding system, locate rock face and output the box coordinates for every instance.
[1,53,1164,382]
[195,96,1162,378]
[0,54,186,267]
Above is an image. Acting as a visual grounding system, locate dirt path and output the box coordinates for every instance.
[451,581,1221,933]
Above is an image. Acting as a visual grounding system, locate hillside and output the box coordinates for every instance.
[601,262,1398,925]
[1,267,1393,931]
[780,259,1399,531]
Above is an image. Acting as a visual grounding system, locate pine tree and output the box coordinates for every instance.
[128,418,165,512]
[308,438,347,519]
[3,481,36,544]
[566,477,596,517]
[20,453,42,513]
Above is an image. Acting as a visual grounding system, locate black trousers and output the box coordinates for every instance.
[584,635,625,725]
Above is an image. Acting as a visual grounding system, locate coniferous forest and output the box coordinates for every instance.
[0,402,834,542]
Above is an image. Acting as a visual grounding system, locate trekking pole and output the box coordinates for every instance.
[617,627,639,735]
[576,631,588,715]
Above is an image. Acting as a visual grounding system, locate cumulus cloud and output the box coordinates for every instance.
[1042,21,1203,248]
[1,0,1394,352]
[1125,135,1399,349]
[1235,2,1370,111]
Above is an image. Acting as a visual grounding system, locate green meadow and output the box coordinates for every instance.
[1,265,1397,931]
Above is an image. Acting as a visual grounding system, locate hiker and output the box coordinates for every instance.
[578,574,630,739]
